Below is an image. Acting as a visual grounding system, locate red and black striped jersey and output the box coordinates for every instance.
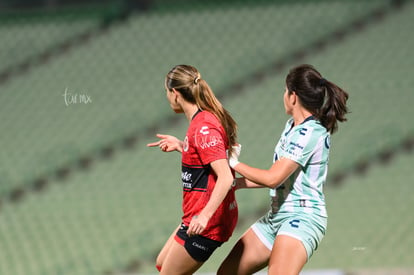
[181,110,238,242]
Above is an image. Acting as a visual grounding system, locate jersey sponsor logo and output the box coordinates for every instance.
[289,141,304,150]
[278,138,303,159]
[286,149,303,159]
[195,134,223,150]
[199,126,210,135]
[299,128,308,136]
[182,171,192,182]
[285,140,305,159]
[200,135,222,149]
[181,165,209,192]
[289,219,300,228]
[182,171,193,189]
[279,138,287,151]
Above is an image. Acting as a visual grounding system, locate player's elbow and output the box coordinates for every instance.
[217,174,235,190]
[265,175,284,189]
[267,180,280,189]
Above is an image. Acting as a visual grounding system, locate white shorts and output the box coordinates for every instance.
[251,211,327,259]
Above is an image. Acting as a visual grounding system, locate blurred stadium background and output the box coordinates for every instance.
[1,0,413,274]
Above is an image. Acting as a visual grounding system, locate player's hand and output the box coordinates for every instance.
[187,214,209,237]
[228,144,242,168]
[147,134,183,152]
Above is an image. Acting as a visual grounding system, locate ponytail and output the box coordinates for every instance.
[193,79,238,150]
[286,64,349,134]
[166,65,238,152]
[319,80,349,134]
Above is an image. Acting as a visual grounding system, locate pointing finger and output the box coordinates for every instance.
[147,141,161,147]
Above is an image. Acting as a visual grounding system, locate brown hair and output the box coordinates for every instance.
[286,64,349,134]
[166,64,238,152]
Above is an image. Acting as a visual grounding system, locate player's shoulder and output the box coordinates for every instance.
[194,110,221,126]
[198,110,218,120]
[292,118,327,137]
[306,119,327,134]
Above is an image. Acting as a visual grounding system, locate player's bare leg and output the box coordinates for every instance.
[217,228,270,275]
[159,240,203,275]
[156,225,180,271]
[268,235,307,275]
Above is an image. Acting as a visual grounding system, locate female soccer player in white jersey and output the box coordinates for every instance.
[218,64,349,275]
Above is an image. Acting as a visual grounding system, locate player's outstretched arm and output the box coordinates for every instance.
[233,158,299,189]
[147,133,183,153]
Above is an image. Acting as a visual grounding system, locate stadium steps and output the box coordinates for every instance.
[0,14,99,73]
[0,0,413,274]
[0,0,388,203]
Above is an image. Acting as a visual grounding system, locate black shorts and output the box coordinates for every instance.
[175,223,223,262]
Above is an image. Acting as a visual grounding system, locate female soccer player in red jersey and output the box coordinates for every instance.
[147,64,239,275]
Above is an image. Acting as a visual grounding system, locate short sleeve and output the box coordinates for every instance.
[193,122,227,165]
[280,126,318,166]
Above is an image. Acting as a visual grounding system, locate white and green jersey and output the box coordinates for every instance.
[270,116,330,218]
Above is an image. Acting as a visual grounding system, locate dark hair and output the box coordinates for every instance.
[166,64,238,152]
[286,64,349,134]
